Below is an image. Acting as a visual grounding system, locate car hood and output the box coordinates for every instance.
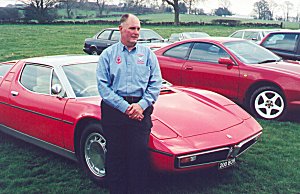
[152,92,244,138]
[77,92,245,138]
[255,61,300,76]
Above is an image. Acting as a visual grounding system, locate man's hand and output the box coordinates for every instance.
[125,103,144,121]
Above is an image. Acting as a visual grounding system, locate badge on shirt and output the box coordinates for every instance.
[116,56,122,64]
[137,53,145,64]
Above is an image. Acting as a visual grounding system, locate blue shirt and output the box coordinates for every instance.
[96,42,162,113]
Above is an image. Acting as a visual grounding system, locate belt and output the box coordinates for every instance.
[122,96,141,103]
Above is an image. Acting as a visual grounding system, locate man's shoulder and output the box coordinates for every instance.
[100,42,120,57]
[136,43,150,50]
[136,44,153,55]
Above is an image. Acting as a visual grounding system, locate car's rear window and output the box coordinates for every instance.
[262,33,299,52]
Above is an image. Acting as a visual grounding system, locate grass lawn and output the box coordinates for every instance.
[0,24,299,193]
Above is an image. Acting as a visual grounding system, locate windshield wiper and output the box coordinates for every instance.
[258,59,281,64]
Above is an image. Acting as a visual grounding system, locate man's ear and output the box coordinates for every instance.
[119,25,122,31]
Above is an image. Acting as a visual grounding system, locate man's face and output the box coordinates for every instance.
[119,16,141,48]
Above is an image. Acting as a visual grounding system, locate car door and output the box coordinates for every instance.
[96,29,118,53]
[0,63,14,126]
[7,63,67,147]
[181,42,240,100]
[158,43,193,85]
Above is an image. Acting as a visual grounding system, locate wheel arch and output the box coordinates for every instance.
[244,80,284,107]
[74,117,102,159]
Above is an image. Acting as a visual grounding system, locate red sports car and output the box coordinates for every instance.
[155,37,300,120]
[0,55,262,184]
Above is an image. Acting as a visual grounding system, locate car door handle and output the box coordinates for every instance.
[184,66,193,70]
[11,91,19,96]
[107,43,111,46]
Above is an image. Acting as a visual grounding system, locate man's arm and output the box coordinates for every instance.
[138,51,163,110]
[96,50,130,113]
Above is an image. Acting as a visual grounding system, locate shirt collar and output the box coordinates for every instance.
[118,41,137,52]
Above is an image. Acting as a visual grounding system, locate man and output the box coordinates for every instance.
[96,14,162,194]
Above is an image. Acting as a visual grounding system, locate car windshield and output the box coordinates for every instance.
[139,29,163,41]
[62,63,171,97]
[63,62,99,97]
[224,40,281,64]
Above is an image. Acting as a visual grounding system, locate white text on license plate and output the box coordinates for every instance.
[218,158,236,170]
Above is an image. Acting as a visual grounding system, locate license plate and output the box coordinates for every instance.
[218,158,236,170]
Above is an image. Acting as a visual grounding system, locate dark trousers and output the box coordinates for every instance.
[101,100,153,194]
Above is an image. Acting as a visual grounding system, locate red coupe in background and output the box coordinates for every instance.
[155,37,300,120]
[0,55,262,184]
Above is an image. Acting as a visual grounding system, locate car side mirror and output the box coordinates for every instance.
[218,57,235,66]
[51,84,62,95]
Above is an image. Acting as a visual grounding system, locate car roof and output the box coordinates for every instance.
[24,55,99,67]
[234,29,281,32]
[103,27,152,31]
[180,36,244,44]
[267,29,300,34]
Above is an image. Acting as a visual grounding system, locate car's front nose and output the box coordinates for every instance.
[149,117,262,172]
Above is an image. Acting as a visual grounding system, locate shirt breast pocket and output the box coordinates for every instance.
[137,65,151,83]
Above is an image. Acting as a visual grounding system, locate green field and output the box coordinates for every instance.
[0,23,300,193]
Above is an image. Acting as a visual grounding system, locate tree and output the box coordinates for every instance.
[179,2,187,13]
[163,0,180,25]
[214,7,232,16]
[21,0,58,23]
[59,0,77,18]
[183,0,207,15]
[0,8,20,22]
[267,0,277,19]
[253,0,272,20]
[218,0,231,9]
[283,1,293,21]
[183,0,199,14]
[96,0,106,16]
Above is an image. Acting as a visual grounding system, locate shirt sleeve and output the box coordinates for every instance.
[96,50,130,113]
[138,50,163,110]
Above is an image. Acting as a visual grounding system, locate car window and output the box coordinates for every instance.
[111,30,120,41]
[189,43,229,63]
[231,31,243,38]
[262,33,299,52]
[244,31,259,40]
[97,30,111,40]
[20,64,52,94]
[139,30,163,40]
[63,62,99,97]
[0,64,13,78]
[20,64,63,95]
[163,43,192,59]
[169,33,180,42]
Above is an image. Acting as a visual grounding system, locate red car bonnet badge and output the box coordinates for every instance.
[116,56,122,64]
[227,134,233,139]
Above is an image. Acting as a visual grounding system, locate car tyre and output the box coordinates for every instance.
[91,49,99,55]
[249,86,287,120]
[79,122,107,184]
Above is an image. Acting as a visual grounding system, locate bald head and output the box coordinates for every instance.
[119,14,141,49]
[120,14,140,27]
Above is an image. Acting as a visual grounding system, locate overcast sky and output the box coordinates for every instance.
[1,0,300,17]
